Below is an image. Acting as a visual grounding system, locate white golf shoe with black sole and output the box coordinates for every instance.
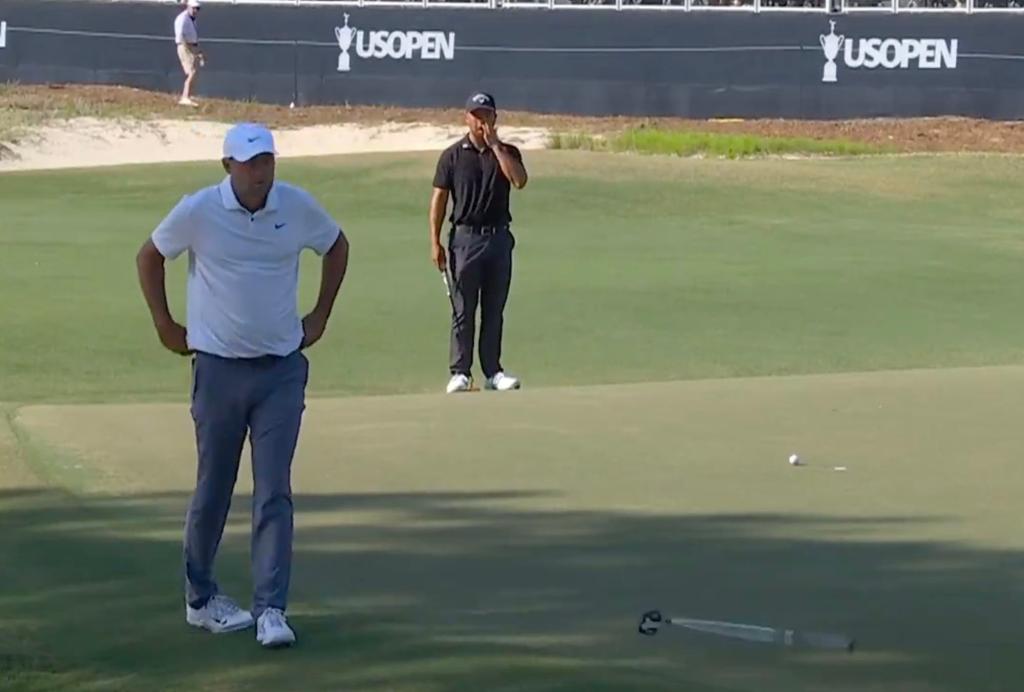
[446,373,473,394]
[256,608,296,648]
[484,372,521,391]
[186,594,254,634]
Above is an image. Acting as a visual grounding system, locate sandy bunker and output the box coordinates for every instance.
[0,117,552,172]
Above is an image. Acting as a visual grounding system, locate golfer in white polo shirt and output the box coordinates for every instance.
[136,123,350,648]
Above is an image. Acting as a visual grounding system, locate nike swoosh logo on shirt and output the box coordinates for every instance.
[275,223,287,229]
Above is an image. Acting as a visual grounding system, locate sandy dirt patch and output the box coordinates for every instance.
[0,117,551,172]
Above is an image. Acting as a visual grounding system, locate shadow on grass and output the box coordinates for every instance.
[0,488,1021,692]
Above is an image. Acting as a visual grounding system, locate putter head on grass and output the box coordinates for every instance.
[638,610,663,636]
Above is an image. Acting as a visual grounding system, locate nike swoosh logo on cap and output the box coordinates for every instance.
[247,136,259,143]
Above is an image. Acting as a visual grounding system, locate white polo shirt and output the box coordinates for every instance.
[174,10,198,45]
[151,177,342,359]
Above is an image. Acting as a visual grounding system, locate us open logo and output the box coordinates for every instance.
[819,21,958,84]
[334,14,455,73]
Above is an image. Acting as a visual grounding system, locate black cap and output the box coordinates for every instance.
[465,92,496,113]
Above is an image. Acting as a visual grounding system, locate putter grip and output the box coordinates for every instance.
[795,631,855,652]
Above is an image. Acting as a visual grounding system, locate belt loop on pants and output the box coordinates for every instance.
[455,224,508,236]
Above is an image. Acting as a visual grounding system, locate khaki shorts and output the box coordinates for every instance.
[177,44,199,75]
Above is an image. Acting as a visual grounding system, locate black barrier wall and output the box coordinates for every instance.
[2,0,1024,118]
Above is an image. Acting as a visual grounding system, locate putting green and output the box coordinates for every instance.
[4,366,1023,691]
[14,365,1024,528]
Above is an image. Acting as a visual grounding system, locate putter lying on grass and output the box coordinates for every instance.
[638,610,855,652]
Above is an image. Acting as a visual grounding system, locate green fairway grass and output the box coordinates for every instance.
[3,151,1024,691]
[549,128,884,158]
[2,152,1024,403]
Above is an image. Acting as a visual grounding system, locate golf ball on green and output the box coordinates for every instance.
[788,454,801,466]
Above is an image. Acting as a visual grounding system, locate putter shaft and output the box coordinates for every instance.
[638,610,854,652]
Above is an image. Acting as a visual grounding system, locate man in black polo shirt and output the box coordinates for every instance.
[430,92,529,394]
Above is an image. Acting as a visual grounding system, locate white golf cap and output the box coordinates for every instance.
[222,123,277,163]
[186,0,201,8]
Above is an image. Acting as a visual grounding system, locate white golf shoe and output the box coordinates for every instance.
[256,608,296,648]
[484,372,521,391]
[186,594,254,633]
[446,373,473,394]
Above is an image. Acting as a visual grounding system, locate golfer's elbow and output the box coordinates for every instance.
[330,232,350,261]
[430,188,449,216]
[136,240,164,272]
[512,166,528,189]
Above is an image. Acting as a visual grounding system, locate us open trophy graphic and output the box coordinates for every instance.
[335,14,355,73]
[819,20,844,83]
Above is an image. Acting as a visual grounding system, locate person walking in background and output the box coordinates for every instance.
[430,92,529,394]
[136,123,350,648]
[174,0,204,107]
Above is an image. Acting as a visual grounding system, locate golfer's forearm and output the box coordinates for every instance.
[429,191,448,244]
[312,235,349,319]
[430,215,444,245]
[136,246,174,326]
[494,147,528,189]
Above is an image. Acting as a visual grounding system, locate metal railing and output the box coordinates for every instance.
[130,0,1024,11]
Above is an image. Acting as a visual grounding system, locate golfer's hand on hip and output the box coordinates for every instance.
[301,311,328,350]
[156,319,191,356]
[431,242,447,272]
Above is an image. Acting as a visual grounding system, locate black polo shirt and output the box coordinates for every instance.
[433,136,522,228]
